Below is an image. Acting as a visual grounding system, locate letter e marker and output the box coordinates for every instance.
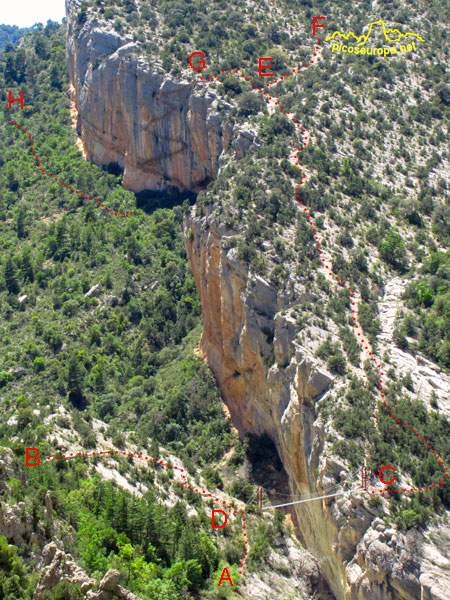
[259,58,273,76]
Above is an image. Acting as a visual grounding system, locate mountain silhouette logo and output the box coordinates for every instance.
[325,19,425,47]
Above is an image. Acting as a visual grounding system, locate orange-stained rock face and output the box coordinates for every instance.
[184,208,436,600]
[184,208,349,595]
[66,1,232,193]
[64,3,450,597]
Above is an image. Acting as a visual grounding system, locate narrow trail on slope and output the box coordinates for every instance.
[34,445,250,577]
[12,34,449,512]
[194,36,449,496]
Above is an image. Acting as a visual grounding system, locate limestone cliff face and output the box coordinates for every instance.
[64,3,449,596]
[65,0,232,192]
[184,208,449,600]
[185,207,348,598]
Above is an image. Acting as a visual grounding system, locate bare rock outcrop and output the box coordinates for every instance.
[66,0,234,192]
[34,545,142,600]
[239,534,332,599]
[34,541,96,599]
[377,276,450,417]
[87,569,142,600]
[0,502,28,546]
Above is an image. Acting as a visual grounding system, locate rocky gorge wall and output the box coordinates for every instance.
[64,2,450,597]
[65,0,234,192]
[184,208,449,600]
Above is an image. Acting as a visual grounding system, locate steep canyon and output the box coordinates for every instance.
[65,1,450,598]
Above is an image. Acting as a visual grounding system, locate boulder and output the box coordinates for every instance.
[99,569,121,591]
[85,284,101,297]
[7,367,26,379]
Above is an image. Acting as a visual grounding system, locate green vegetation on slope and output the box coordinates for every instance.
[0,21,232,466]
[0,20,245,599]
[0,24,31,52]
[327,372,450,529]
[398,250,450,368]
[10,459,246,599]
[0,5,449,600]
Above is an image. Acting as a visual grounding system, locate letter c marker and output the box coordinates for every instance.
[379,466,395,485]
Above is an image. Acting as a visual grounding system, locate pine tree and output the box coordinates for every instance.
[21,249,34,282]
[5,55,16,82]
[34,36,48,59]
[4,257,20,294]
[6,169,19,192]
[93,362,106,392]
[54,221,70,261]
[15,207,27,239]
[67,354,86,409]
[14,49,26,83]
[150,437,160,460]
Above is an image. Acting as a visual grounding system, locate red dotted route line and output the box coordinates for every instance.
[197,39,449,496]
[373,407,449,494]
[18,38,448,500]
[44,448,248,575]
[9,120,133,217]
[199,47,319,137]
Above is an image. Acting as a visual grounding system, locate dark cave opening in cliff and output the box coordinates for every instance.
[244,432,290,498]
[135,187,198,213]
[104,161,124,178]
[246,433,283,473]
[245,433,336,599]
